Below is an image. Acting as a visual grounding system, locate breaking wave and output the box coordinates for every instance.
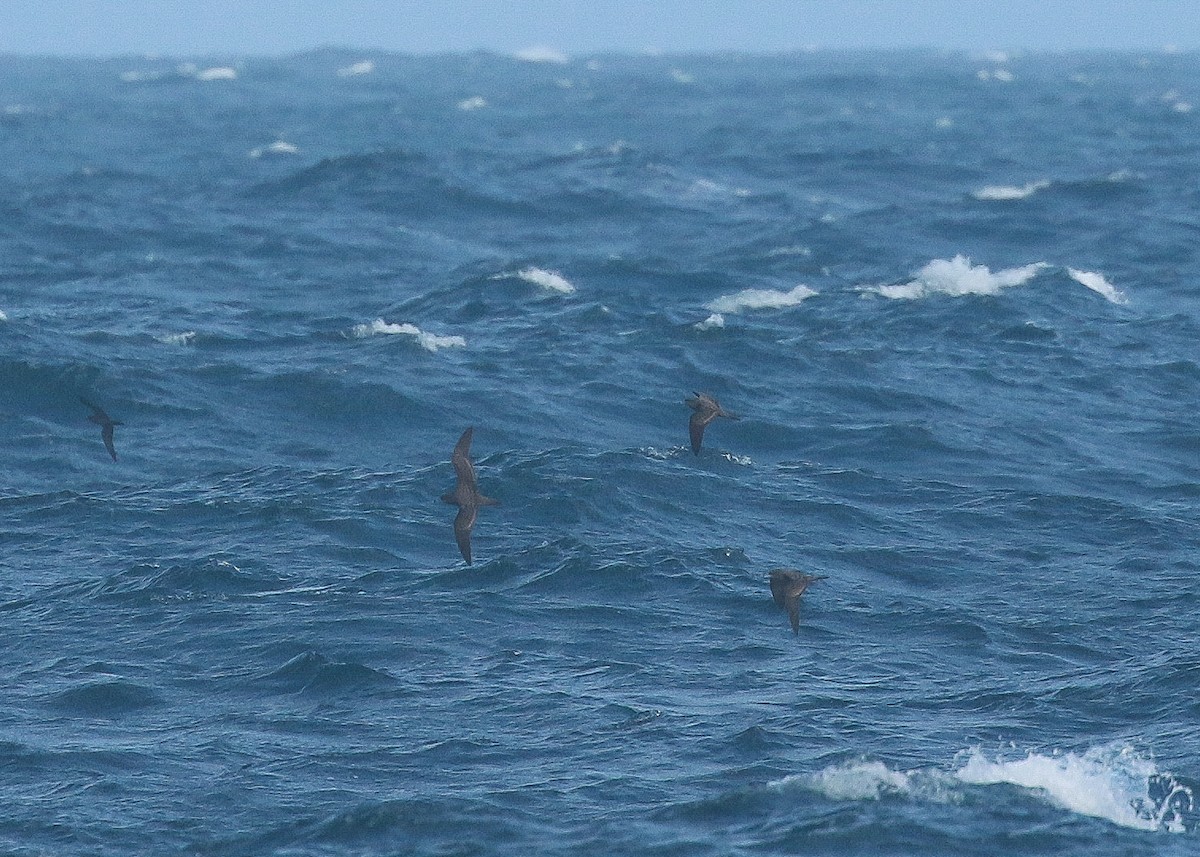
[1068,268,1128,304]
[350,319,466,352]
[877,255,1047,299]
[780,744,1195,833]
[704,284,816,314]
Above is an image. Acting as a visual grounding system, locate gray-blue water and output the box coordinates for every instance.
[2,49,1199,855]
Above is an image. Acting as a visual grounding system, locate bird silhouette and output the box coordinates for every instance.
[440,427,499,564]
[80,397,123,461]
[685,391,738,455]
[769,569,826,634]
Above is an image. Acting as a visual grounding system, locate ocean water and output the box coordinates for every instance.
[1,48,1199,855]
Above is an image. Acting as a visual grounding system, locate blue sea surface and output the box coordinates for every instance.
[1,49,1199,855]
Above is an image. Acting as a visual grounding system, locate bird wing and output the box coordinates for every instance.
[453,503,477,564]
[689,410,711,454]
[769,571,790,607]
[80,397,108,421]
[102,425,117,461]
[451,427,477,491]
[786,598,800,634]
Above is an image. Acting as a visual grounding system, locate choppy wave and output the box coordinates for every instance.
[704,283,817,313]
[5,50,1200,857]
[956,745,1192,832]
[1068,268,1128,304]
[513,267,576,293]
[876,255,1047,299]
[350,319,466,352]
[972,180,1051,200]
[783,745,1195,833]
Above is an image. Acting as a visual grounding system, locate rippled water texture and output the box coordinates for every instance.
[1,50,1199,855]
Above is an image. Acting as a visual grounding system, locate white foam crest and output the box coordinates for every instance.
[514,46,569,64]
[0,309,7,321]
[517,267,575,294]
[694,313,725,330]
[955,745,1168,831]
[972,180,1050,200]
[1068,268,1128,304]
[775,761,912,801]
[351,319,466,353]
[776,747,1190,833]
[337,60,375,77]
[457,96,487,111]
[878,255,1046,299]
[157,331,195,346]
[705,284,816,314]
[196,67,237,81]
[248,140,299,159]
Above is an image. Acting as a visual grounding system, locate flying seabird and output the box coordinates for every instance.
[769,569,826,634]
[80,397,122,462]
[685,391,738,455]
[440,427,499,564]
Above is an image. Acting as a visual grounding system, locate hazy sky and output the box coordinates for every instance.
[5,1,1200,56]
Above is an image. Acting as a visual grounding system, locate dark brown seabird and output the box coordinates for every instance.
[769,569,826,634]
[80,397,123,462]
[685,391,738,455]
[440,427,499,564]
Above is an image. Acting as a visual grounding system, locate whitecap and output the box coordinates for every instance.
[196,67,237,81]
[877,255,1046,299]
[773,761,912,801]
[670,69,695,84]
[1068,268,1128,304]
[516,267,575,294]
[158,331,195,346]
[248,140,299,159]
[955,745,1174,832]
[514,46,569,64]
[457,96,487,111]
[351,319,466,353]
[775,745,1190,833]
[0,309,7,321]
[694,313,725,331]
[972,180,1050,200]
[704,284,816,314]
[337,60,375,77]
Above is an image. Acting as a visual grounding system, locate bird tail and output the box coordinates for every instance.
[477,494,500,507]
